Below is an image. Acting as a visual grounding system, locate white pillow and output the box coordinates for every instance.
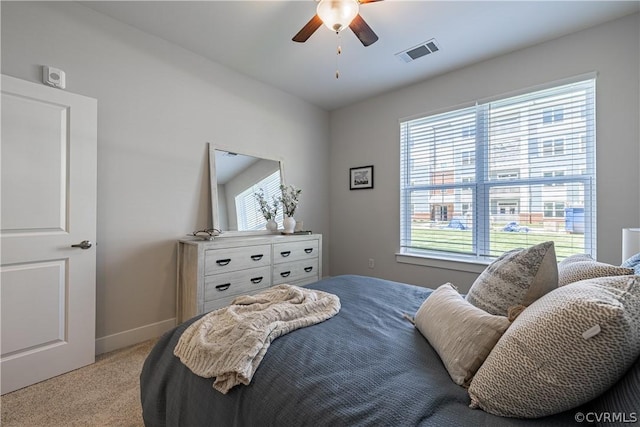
[414,284,510,387]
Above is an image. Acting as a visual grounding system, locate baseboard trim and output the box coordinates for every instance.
[95,318,176,355]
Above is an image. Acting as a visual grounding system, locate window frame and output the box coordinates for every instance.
[398,76,596,265]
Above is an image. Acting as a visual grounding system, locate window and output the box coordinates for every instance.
[542,106,564,124]
[461,125,475,139]
[400,79,595,261]
[235,170,283,230]
[461,150,475,165]
[544,202,566,218]
[542,138,565,156]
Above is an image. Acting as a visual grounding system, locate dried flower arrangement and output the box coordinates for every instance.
[253,188,279,220]
[279,184,302,217]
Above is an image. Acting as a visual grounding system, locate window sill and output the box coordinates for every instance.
[395,251,490,274]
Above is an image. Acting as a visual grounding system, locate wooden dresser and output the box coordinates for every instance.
[176,233,322,323]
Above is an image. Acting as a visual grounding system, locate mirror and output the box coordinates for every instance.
[209,145,283,233]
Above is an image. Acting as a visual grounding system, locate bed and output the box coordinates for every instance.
[139,273,640,426]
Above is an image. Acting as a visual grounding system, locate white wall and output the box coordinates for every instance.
[1,1,331,352]
[329,13,640,292]
[3,2,638,352]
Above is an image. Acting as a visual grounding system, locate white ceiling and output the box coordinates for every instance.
[81,0,639,111]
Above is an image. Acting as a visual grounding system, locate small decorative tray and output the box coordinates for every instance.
[281,230,312,235]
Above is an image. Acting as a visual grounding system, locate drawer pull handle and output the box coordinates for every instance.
[280,271,291,278]
[250,276,263,284]
[250,254,264,261]
[216,283,231,291]
[304,248,313,254]
[304,266,313,273]
[216,259,231,266]
[280,251,291,257]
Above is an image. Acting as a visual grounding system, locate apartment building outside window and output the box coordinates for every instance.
[400,78,595,260]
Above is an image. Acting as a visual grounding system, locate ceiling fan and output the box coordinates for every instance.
[292,0,382,47]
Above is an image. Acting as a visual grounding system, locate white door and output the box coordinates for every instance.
[1,75,97,394]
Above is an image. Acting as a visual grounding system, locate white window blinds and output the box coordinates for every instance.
[400,79,596,261]
[236,170,283,230]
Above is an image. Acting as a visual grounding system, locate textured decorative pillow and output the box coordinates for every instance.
[414,284,511,387]
[468,275,640,418]
[465,241,558,316]
[558,254,634,286]
[622,252,640,275]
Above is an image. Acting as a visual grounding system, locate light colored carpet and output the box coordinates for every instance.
[1,339,157,427]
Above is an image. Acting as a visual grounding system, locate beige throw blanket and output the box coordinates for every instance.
[173,284,341,394]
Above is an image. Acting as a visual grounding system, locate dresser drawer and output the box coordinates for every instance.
[273,259,319,285]
[204,266,271,303]
[204,294,240,313]
[177,234,322,323]
[204,245,271,275]
[273,240,319,264]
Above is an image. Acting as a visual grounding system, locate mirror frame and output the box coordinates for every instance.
[208,143,285,236]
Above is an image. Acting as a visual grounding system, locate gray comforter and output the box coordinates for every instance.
[140,275,616,426]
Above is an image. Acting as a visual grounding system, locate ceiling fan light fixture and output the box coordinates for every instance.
[317,0,360,33]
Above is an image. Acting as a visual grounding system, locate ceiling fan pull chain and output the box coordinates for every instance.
[336,32,342,79]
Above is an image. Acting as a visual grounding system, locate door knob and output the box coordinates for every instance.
[71,240,93,250]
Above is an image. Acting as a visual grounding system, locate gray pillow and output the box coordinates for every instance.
[465,241,558,316]
[414,284,510,387]
[558,254,634,286]
[468,275,640,418]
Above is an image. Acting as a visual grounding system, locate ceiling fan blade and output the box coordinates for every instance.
[292,14,323,43]
[349,14,379,47]
[358,0,383,3]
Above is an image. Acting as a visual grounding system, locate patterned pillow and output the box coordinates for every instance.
[558,254,634,286]
[465,241,558,316]
[414,284,510,387]
[468,275,640,418]
[622,252,640,275]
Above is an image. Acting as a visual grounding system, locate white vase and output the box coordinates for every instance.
[266,219,278,232]
[282,216,296,234]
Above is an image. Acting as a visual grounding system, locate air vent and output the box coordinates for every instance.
[396,39,440,63]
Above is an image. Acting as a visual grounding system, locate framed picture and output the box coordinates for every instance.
[349,165,374,190]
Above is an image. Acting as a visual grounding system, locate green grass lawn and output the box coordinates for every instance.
[410,227,585,259]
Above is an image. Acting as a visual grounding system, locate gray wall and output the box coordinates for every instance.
[329,13,640,292]
[2,1,638,352]
[1,1,331,352]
